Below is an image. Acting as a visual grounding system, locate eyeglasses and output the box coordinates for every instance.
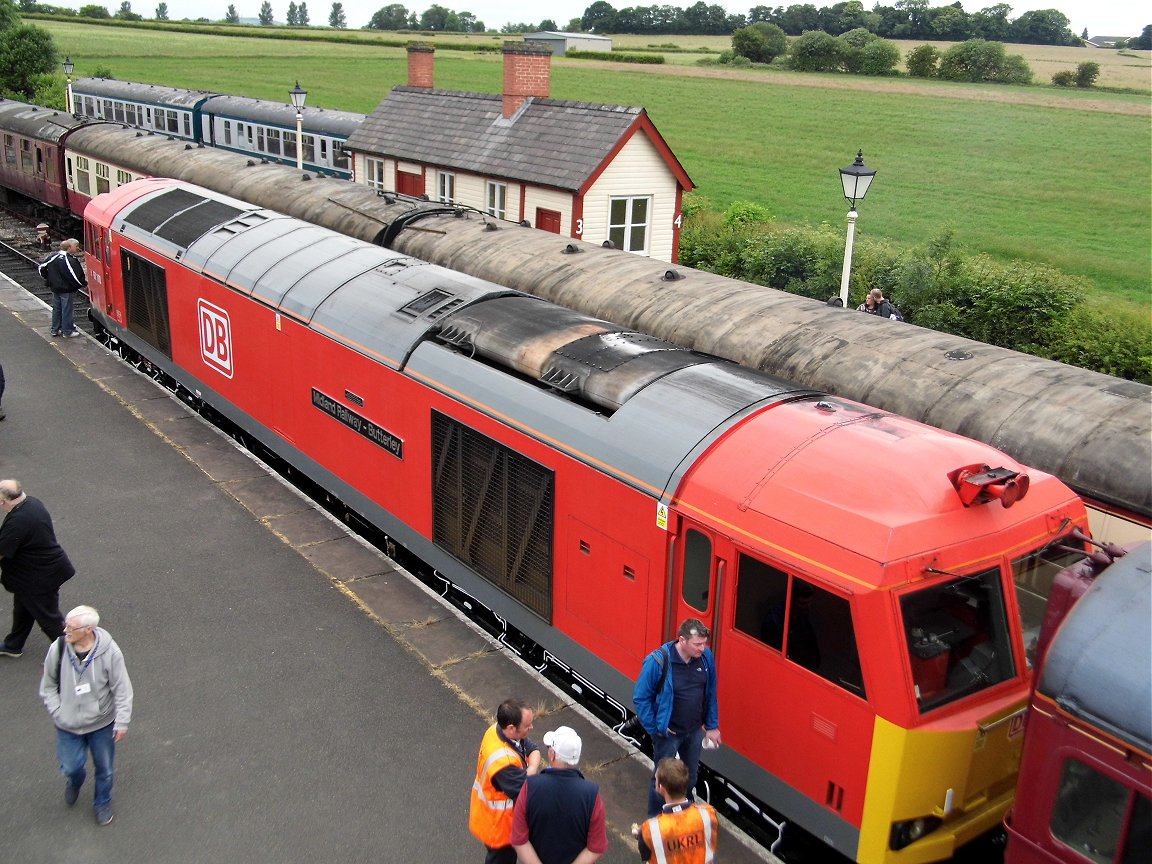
[63,625,91,634]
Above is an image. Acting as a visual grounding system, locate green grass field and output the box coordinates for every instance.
[39,20,1152,307]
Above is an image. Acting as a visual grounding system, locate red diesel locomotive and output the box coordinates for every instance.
[83,177,1090,862]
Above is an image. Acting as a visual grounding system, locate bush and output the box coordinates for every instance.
[788,30,842,72]
[905,44,939,78]
[723,200,773,227]
[566,50,664,64]
[860,40,900,76]
[1051,69,1075,87]
[728,53,751,67]
[938,39,1031,84]
[1075,61,1100,87]
[1044,305,1152,383]
[731,22,787,64]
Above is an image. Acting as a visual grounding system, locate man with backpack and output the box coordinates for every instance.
[632,618,721,817]
[858,288,903,321]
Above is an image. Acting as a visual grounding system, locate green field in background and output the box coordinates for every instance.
[42,21,1152,306]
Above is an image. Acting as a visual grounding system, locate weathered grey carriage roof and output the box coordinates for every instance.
[1039,542,1152,754]
[0,99,92,142]
[202,95,364,136]
[344,86,647,192]
[72,78,213,110]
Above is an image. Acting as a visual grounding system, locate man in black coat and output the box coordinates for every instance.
[0,479,75,657]
[38,239,87,338]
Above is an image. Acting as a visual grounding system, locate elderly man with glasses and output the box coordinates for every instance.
[39,605,134,826]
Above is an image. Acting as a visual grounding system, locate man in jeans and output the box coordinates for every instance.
[632,618,721,817]
[39,605,134,826]
[38,239,86,338]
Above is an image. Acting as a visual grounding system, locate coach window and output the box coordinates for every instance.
[75,156,91,195]
[1051,759,1149,864]
[438,172,455,204]
[20,140,31,173]
[223,120,232,146]
[3,134,13,165]
[144,106,151,125]
[265,128,281,156]
[284,130,297,162]
[681,529,711,613]
[168,112,180,134]
[609,196,651,255]
[487,181,507,220]
[95,163,110,195]
[116,169,132,187]
[257,127,266,153]
[125,104,137,126]
[103,99,112,119]
[182,114,191,137]
[303,135,315,164]
[333,144,349,170]
[366,158,385,192]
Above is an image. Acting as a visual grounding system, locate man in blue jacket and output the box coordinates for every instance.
[632,618,721,817]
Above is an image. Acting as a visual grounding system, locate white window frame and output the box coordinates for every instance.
[438,172,455,204]
[486,181,507,219]
[365,157,386,192]
[608,195,652,255]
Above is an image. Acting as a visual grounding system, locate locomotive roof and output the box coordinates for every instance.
[0,98,93,141]
[72,78,213,110]
[1038,542,1152,754]
[201,95,364,135]
[345,87,686,192]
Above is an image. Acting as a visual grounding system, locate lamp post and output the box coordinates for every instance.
[289,81,307,170]
[63,57,75,115]
[837,149,877,310]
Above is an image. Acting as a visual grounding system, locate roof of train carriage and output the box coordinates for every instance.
[1038,542,1152,755]
[102,179,820,505]
[671,391,1084,575]
[201,95,364,136]
[0,97,95,142]
[71,78,214,110]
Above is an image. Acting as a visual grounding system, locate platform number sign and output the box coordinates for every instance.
[198,299,234,379]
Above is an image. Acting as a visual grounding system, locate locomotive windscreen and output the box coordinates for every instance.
[124,188,245,248]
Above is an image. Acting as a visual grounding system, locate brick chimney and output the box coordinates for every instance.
[407,43,435,88]
[502,41,551,119]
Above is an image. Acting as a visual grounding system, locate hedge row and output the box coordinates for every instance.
[678,202,1151,383]
[566,50,665,63]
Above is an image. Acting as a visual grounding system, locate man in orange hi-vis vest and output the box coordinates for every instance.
[634,758,719,864]
[470,698,542,864]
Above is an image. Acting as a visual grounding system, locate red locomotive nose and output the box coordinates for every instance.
[950,464,1031,508]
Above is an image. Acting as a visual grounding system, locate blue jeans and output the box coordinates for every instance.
[56,722,116,808]
[51,291,75,334]
[648,726,705,816]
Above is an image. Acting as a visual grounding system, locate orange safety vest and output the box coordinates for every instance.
[641,802,719,864]
[469,724,524,847]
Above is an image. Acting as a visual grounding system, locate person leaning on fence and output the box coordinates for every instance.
[632,757,719,864]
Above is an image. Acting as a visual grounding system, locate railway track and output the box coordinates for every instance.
[0,210,92,330]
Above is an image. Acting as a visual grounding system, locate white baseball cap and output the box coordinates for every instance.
[543,726,582,764]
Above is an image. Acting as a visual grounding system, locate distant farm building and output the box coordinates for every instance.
[342,42,693,263]
[523,31,613,55]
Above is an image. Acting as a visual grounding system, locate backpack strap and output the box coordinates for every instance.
[55,636,66,694]
[655,646,669,691]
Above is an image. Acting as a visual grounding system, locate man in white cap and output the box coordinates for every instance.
[510,725,608,864]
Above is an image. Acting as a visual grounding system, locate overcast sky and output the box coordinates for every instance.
[57,1,1147,38]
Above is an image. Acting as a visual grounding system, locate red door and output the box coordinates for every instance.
[536,208,562,234]
[396,169,423,196]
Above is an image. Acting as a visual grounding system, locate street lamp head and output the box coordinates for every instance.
[290,81,308,112]
[839,149,876,209]
[63,57,74,77]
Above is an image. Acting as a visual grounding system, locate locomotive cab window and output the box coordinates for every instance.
[901,566,1016,712]
[681,529,711,613]
[1050,758,1150,864]
[734,555,865,696]
[1011,540,1088,667]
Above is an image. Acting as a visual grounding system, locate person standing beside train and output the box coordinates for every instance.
[632,618,721,817]
[632,757,720,864]
[38,239,86,338]
[0,479,75,658]
[469,698,543,864]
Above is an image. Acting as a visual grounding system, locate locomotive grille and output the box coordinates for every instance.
[122,188,246,248]
[431,411,553,621]
[121,250,172,360]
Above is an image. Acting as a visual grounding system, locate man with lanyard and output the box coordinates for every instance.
[633,757,719,864]
[633,618,721,817]
[39,604,134,826]
[469,698,542,864]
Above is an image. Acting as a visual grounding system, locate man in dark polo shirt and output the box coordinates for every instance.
[510,725,608,864]
[632,618,721,817]
[0,479,75,657]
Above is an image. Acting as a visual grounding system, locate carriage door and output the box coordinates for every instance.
[671,521,723,642]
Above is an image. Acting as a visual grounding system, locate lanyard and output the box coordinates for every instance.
[67,633,99,680]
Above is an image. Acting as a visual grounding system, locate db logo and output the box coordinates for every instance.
[198,299,234,378]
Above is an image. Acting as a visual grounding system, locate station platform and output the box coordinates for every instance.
[0,278,769,864]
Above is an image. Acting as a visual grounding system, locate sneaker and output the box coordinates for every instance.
[95,805,113,826]
[65,329,82,338]
[51,331,61,337]
[65,781,81,807]
[0,645,22,658]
